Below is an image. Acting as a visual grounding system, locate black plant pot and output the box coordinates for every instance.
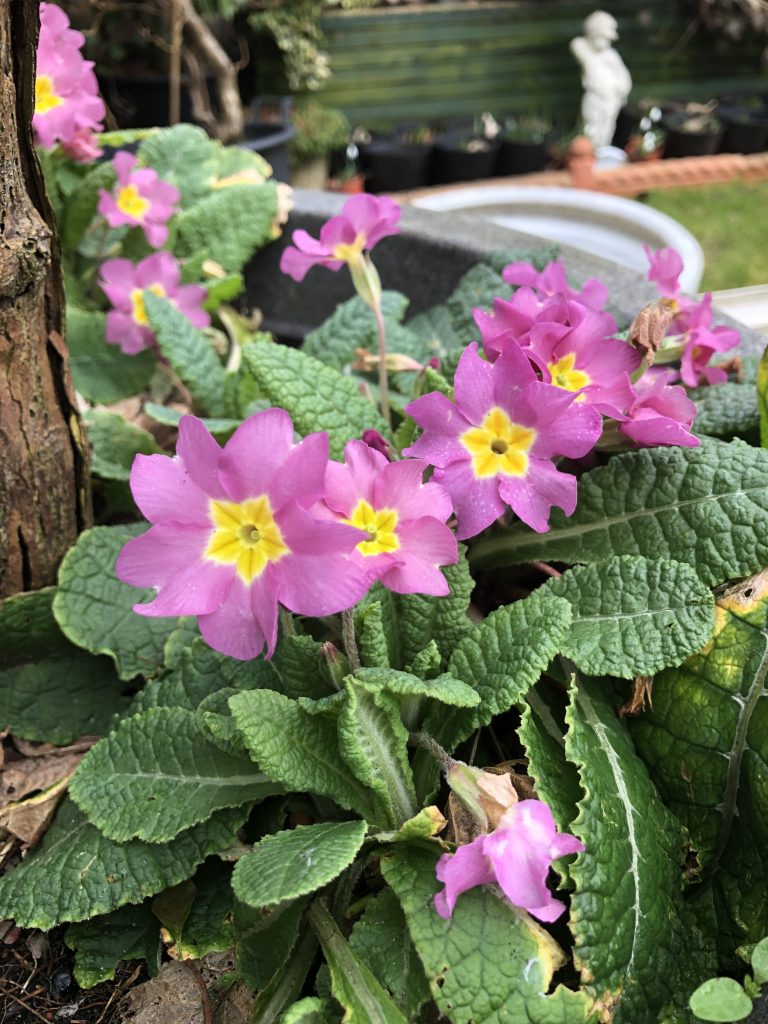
[718,106,768,154]
[612,105,640,150]
[97,71,207,130]
[430,132,501,185]
[240,121,297,183]
[496,139,551,176]
[661,117,723,159]
[362,140,433,193]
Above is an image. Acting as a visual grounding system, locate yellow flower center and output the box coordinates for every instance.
[115,183,151,221]
[332,231,366,263]
[460,407,536,479]
[205,497,289,583]
[344,499,399,557]
[130,284,166,326]
[35,75,63,114]
[547,352,591,396]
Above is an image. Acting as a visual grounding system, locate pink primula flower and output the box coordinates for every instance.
[280,194,401,282]
[320,440,458,596]
[616,370,699,449]
[116,411,370,660]
[526,306,641,417]
[644,244,684,300]
[678,293,740,388]
[404,342,603,538]
[99,252,210,355]
[33,3,105,157]
[502,258,608,312]
[98,152,180,248]
[434,799,584,923]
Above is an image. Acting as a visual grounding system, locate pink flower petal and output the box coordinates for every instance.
[269,431,330,511]
[498,459,578,533]
[434,837,495,919]
[277,552,369,618]
[218,409,295,501]
[176,417,227,500]
[130,451,213,525]
[435,462,505,541]
[374,459,453,523]
[198,574,273,660]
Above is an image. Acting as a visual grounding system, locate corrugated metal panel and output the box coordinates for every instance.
[305,1,766,128]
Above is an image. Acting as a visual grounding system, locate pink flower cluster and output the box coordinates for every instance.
[435,799,584,923]
[644,246,740,387]
[98,152,180,249]
[33,3,105,160]
[117,412,457,659]
[99,252,210,355]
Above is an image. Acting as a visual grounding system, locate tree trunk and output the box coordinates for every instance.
[0,0,91,598]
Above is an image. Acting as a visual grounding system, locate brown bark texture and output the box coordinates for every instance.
[0,0,91,598]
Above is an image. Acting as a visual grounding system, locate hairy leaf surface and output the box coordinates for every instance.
[65,903,161,988]
[67,307,155,404]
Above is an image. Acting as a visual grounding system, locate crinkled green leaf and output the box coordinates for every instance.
[349,887,430,1019]
[84,410,164,481]
[427,589,572,751]
[61,160,116,251]
[67,307,156,404]
[143,402,242,439]
[0,589,127,743]
[752,937,768,985]
[0,798,245,929]
[235,898,307,993]
[65,902,161,989]
[471,440,768,587]
[630,568,768,957]
[137,125,219,206]
[144,292,232,418]
[692,382,759,441]
[53,524,179,680]
[405,640,442,680]
[520,689,581,837]
[203,272,244,311]
[233,821,366,909]
[308,899,408,1024]
[70,706,279,843]
[758,344,768,448]
[174,183,278,275]
[338,681,417,828]
[303,291,412,369]
[543,555,715,678]
[155,859,234,959]
[446,263,512,347]
[352,667,480,708]
[407,303,462,360]
[483,245,560,275]
[241,339,391,459]
[565,676,714,1024]
[689,978,753,1022]
[382,845,592,1024]
[356,601,391,669]
[229,689,380,821]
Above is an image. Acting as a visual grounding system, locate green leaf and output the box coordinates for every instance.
[230,689,380,821]
[67,307,155,404]
[233,821,367,909]
[565,676,714,1024]
[689,978,753,1022]
[235,898,306,992]
[543,555,716,678]
[752,937,768,985]
[241,339,391,459]
[0,799,245,929]
[519,690,582,836]
[349,887,431,1019]
[308,900,408,1024]
[137,124,219,206]
[471,440,768,587]
[0,589,127,744]
[143,402,242,439]
[84,410,164,481]
[303,291,412,369]
[630,568,768,957]
[65,903,161,989]
[352,667,480,708]
[203,272,244,312]
[70,707,280,843]
[61,160,116,251]
[692,382,759,441]
[144,292,232,418]
[338,681,418,828]
[249,926,319,1023]
[382,845,592,1024]
[446,263,512,347]
[356,601,391,668]
[236,896,306,982]
[155,859,234,959]
[174,183,279,275]
[283,998,339,1024]
[407,303,462,360]
[428,589,572,751]
[53,524,179,680]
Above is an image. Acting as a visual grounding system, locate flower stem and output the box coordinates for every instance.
[341,607,360,672]
[372,296,391,428]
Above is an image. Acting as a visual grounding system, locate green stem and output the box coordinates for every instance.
[372,295,391,428]
[341,607,360,671]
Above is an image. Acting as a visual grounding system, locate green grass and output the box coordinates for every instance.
[643,180,768,292]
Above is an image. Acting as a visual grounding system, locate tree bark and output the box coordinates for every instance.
[0,0,91,598]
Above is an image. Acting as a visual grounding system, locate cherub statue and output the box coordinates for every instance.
[570,11,632,148]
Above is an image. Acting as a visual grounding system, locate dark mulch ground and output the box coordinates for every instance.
[0,926,146,1024]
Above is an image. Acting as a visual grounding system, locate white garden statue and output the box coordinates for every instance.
[570,11,632,148]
